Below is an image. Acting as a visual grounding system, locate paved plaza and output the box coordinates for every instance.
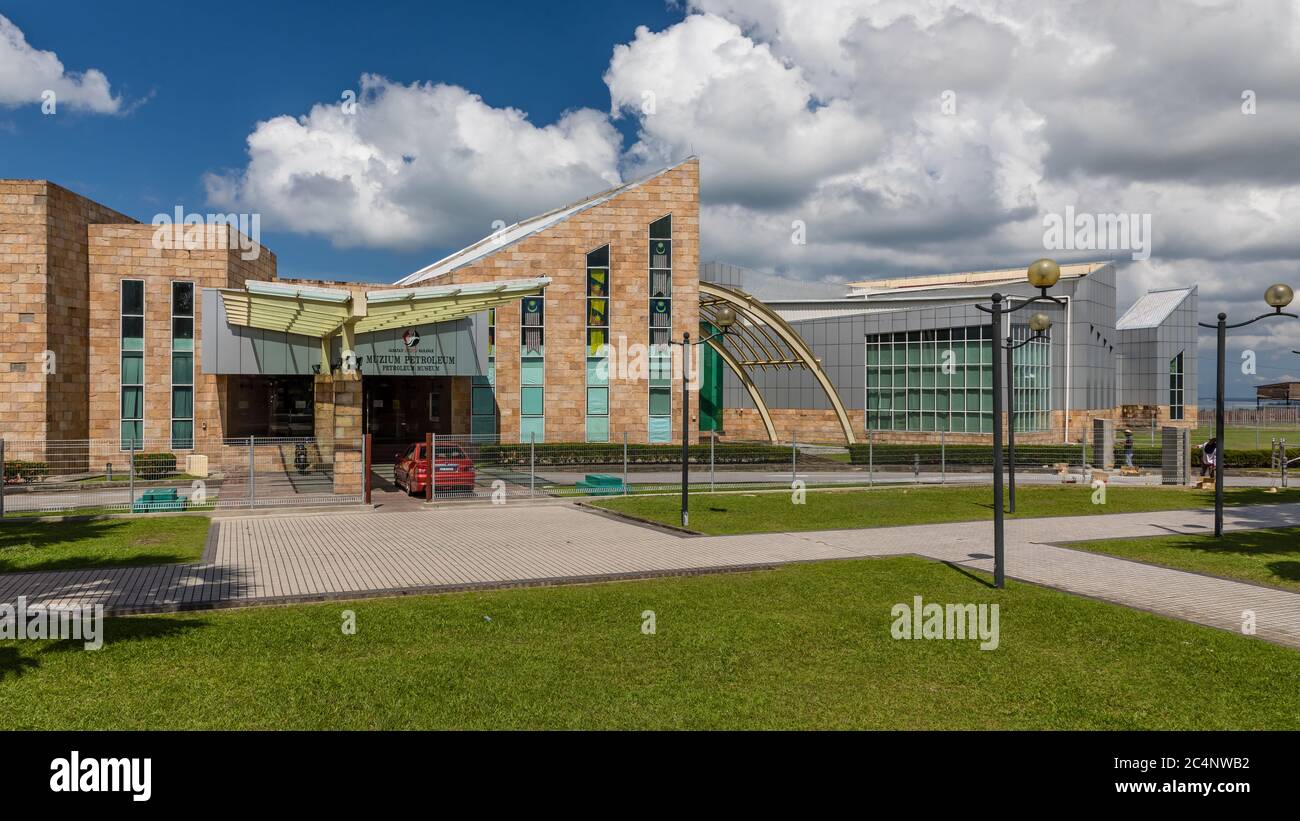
[1,501,1298,647]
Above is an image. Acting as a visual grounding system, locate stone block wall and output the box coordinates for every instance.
[431,159,702,444]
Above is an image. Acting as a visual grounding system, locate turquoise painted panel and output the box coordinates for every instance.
[586,416,609,442]
[648,415,671,442]
[472,386,496,416]
[520,416,545,443]
[522,357,545,386]
[521,387,544,416]
[471,416,497,438]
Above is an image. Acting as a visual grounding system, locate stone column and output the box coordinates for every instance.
[331,375,363,496]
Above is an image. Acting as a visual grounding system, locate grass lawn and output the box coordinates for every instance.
[1,557,1296,729]
[1068,527,1300,591]
[1192,424,1300,451]
[0,516,209,573]
[592,484,1300,535]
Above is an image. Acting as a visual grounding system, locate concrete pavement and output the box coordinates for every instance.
[1,501,1298,648]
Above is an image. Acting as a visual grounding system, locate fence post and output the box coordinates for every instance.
[1283,438,1289,489]
[248,435,256,508]
[868,427,874,487]
[129,437,136,512]
[1080,421,1088,481]
[430,432,437,501]
[623,431,628,496]
[0,438,5,519]
[529,432,535,498]
[363,433,372,505]
[940,430,946,484]
[425,432,433,503]
[791,433,797,484]
[709,432,715,492]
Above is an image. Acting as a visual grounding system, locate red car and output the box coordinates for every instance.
[394,442,476,495]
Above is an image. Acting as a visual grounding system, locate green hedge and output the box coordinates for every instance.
[1192,446,1277,469]
[477,442,791,466]
[3,460,49,483]
[847,444,1162,465]
[132,452,177,480]
[846,444,1277,469]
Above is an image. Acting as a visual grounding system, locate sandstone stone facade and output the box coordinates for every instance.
[428,159,702,444]
[86,223,275,468]
[1,180,135,458]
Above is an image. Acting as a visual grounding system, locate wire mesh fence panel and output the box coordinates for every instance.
[366,427,1215,506]
[0,435,363,516]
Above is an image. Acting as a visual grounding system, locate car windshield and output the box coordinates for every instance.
[434,445,464,459]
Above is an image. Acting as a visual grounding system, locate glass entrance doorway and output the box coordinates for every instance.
[362,376,452,447]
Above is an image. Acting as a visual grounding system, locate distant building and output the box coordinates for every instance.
[1256,381,1300,406]
[704,261,1199,444]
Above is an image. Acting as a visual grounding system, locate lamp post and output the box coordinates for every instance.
[672,306,737,528]
[1197,284,1296,536]
[1005,311,1053,513]
[975,259,1066,588]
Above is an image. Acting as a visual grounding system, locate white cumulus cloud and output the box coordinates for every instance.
[205,75,623,250]
[0,15,120,113]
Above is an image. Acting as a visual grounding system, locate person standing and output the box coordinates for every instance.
[1201,436,1218,479]
[1123,428,1135,469]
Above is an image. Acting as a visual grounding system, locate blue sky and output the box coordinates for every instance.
[0,0,682,281]
[4,1,1300,401]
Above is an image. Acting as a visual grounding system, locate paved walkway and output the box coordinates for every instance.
[2,502,1298,648]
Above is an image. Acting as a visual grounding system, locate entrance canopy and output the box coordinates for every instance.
[218,277,550,371]
[221,278,550,337]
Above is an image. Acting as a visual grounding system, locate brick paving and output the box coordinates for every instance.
[1,502,1298,648]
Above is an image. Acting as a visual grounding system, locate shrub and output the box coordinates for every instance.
[132,452,177,480]
[3,460,50,484]
[476,442,791,466]
[846,443,1278,469]
[1192,446,1276,469]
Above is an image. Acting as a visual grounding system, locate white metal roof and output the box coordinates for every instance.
[394,158,696,287]
[846,262,1108,298]
[1116,287,1194,330]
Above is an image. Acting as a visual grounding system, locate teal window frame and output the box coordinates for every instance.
[648,215,672,441]
[586,245,611,442]
[170,281,195,449]
[120,279,145,451]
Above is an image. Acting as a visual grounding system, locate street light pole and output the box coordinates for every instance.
[989,295,1006,588]
[1005,332,1016,513]
[975,261,1065,589]
[672,307,736,531]
[681,330,691,529]
[1198,284,1297,538]
[1215,313,1226,537]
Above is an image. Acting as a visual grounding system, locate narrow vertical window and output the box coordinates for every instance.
[648,215,672,442]
[171,282,195,449]
[120,280,145,450]
[1169,351,1184,420]
[470,308,497,439]
[520,295,545,443]
[586,245,610,442]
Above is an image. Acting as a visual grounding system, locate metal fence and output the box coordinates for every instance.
[1194,406,1300,449]
[1,435,365,516]
[372,428,1194,506]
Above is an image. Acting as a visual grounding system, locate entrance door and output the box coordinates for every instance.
[362,376,453,446]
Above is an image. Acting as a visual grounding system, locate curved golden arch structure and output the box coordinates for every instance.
[700,281,858,445]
